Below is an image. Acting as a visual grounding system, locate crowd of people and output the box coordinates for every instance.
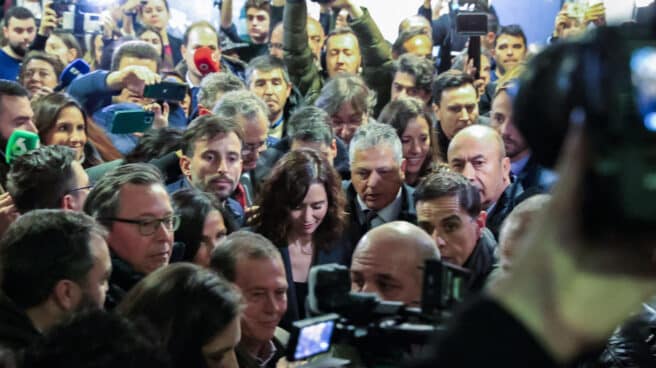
[0,0,652,367]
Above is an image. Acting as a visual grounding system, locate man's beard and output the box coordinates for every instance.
[9,42,28,58]
[75,289,102,312]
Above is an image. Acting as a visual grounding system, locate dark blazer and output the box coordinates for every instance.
[486,179,525,240]
[516,155,558,194]
[337,181,417,258]
[276,239,351,331]
[0,292,40,353]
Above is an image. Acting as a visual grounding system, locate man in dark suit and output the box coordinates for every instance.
[340,122,417,254]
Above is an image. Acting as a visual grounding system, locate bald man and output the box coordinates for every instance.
[497,194,551,275]
[350,221,439,306]
[398,15,432,37]
[447,125,525,239]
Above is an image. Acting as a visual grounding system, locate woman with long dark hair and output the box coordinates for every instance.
[117,263,241,368]
[32,92,103,168]
[172,188,237,268]
[253,148,346,318]
[378,96,439,186]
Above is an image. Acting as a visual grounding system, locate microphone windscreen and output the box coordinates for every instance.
[193,46,220,76]
[5,130,40,164]
[59,58,90,89]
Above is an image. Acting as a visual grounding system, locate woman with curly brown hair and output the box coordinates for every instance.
[253,148,347,321]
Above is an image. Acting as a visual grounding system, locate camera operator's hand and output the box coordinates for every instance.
[462,57,486,95]
[39,1,58,37]
[106,65,162,95]
[584,2,606,27]
[488,125,656,364]
[144,101,169,129]
[0,193,19,238]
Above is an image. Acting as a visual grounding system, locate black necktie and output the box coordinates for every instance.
[363,209,378,233]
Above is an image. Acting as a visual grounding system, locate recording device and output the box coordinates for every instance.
[455,1,488,80]
[513,23,656,242]
[58,59,90,90]
[143,81,188,103]
[53,0,104,36]
[5,130,40,164]
[289,261,470,366]
[110,110,155,134]
[193,47,220,77]
[287,314,338,361]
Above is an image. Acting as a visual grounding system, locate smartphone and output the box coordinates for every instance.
[143,81,188,103]
[111,110,154,134]
[286,314,339,362]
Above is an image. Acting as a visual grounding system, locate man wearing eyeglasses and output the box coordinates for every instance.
[432,71,485,162]
[83,163,177,309]
[7,145,90,213]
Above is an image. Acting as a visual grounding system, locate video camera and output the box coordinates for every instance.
[52,0,108,37]
[514,22,656,247]
[286,261,471,367]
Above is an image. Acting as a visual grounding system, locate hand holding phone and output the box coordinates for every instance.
[142,81,188,103]
[111,109,155,134]
[39,1,59,36]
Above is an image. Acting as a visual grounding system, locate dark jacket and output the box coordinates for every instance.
[283,1,394,115]
[407,297,558,368]
[0,292,40,353]
[463,228,497,292]
[516,155,558,194]
[235,327,288,368]
[105,254,145,310]
[277,239,352,330]
[337,181,417,257]
[349,7,395,117]
[283,0,323,104]
[582,303,656,368]
[486,179,525,240]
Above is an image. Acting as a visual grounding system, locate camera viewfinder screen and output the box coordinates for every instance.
[294,320,335,360]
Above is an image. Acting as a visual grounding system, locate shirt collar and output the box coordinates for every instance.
[356,187,403,224]
[185,71,199,88]
[254,340,277,367]
[510,154,531,175]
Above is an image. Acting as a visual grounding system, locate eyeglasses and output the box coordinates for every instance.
[269,42,283,50]
[67,184,94,194]
[101,214,181,236]
[242,141,266,154]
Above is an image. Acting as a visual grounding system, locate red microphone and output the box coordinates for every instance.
[193,46,220,76]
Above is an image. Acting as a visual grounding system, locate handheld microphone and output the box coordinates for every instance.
[58,58,90,90]
[193,46,220,76]
[5,130,40,164]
